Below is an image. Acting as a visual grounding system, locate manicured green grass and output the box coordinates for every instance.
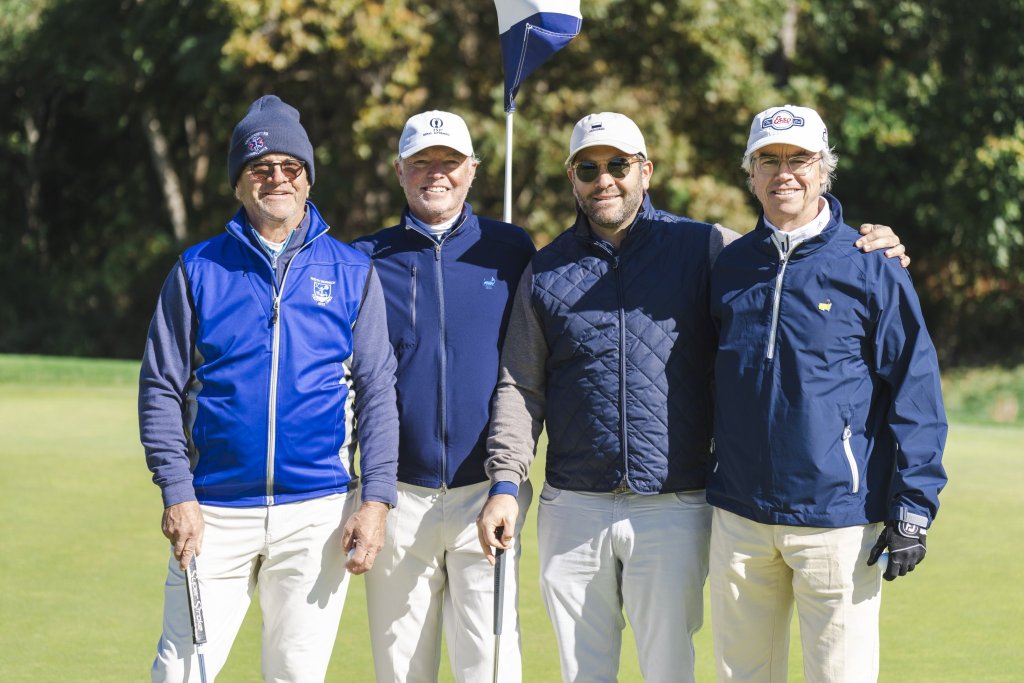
[1,354,1021,681]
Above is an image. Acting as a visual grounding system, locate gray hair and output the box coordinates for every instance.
[742,147,839,194]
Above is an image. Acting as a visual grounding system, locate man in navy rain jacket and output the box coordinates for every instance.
[707,104,947,683]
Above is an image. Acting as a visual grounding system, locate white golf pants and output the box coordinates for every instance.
[151,492,357,683]
[536,484,712,683]
[364,479,533,683]
[709,508,884,682]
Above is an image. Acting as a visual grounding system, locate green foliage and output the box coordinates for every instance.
[942,365,1024,426]
[1,1,1021,362]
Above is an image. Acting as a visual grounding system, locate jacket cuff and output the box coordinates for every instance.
[161,480,198,508]
[360,480,398,508]
[489,481,519,497]
[894,506,931,529]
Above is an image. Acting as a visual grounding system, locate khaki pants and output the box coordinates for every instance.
[709,508,884,683]
[151,493,357,683]
[365,480,534,683]
[537,484,712,683]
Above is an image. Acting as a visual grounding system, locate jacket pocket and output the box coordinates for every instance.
[539,482,562,503]
[840,415,860,494]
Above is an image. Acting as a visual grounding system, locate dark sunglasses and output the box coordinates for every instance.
[248,159,305,182]
[572,156,642,183]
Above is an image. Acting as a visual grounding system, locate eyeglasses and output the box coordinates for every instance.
[247,159,305,182]
[752,154,820,176]
[572,156,643,183]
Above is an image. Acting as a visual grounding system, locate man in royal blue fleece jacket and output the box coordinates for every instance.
[350,110,536,683]
[139,95,399,682]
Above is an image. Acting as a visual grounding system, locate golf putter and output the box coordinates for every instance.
[184,557,209,683]
[492,525,506,683]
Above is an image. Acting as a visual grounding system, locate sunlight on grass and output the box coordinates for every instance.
[1,356,1021,681]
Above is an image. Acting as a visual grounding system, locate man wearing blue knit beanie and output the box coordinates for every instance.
[141,94,400,681]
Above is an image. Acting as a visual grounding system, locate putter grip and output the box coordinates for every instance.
[493,526,506,635]
[185,557,208,645]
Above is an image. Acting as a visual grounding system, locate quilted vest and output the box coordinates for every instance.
[531,197,716,493]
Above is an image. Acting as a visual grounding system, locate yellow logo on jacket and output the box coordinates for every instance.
[818,299,833,312]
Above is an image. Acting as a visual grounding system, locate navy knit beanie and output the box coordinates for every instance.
[228,95,315,187]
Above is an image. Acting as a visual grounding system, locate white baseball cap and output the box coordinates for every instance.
[398,110,474,160]
[745,105,829,156]
[566,112,648,164]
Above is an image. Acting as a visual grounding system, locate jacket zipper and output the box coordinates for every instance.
[841,423,860,494]
[433,217,467,491]
[434,242,448,490]
[237,227,325,505]
[410,264,417,329]
[612,254,629,487]
[767,234,795,360]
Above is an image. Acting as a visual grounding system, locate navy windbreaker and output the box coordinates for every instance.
[351,204,535,488]
[708,194,947,528]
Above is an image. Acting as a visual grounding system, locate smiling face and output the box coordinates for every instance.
[234,153,310,238]
[749,143,825,231]
[396,146,477,224]
[568,145,653,246]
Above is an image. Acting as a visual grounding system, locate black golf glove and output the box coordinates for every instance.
[867,520,927,581]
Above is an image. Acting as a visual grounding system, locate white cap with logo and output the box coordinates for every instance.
[398,110,474,159]
[746,105,829,157]
[566,112,648,164]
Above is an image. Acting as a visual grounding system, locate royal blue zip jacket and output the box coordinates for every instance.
[139,202,399,508]
[708,194,947,528]
[351,204,535,489]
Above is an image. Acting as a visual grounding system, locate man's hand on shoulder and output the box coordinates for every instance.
[162,500,204,571]
[856,224,910,268]
[342,501,389,575]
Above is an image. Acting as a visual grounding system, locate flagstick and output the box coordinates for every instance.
[503,110,514,223]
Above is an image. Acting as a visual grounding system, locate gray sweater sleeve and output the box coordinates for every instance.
[485,262,548,487]
[350,265,400,506]
[138,262,197,508]
[710,223,742,267]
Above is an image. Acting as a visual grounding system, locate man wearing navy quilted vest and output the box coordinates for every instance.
[475,112,909,682]
[139,95,399,682]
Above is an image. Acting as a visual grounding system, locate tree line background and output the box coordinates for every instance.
[2,0,1022,365]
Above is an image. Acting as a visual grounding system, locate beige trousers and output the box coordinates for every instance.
[709,508,884,683]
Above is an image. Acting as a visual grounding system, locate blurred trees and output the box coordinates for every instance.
[1,0,1021,363]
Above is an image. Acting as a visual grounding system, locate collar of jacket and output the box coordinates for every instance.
[225,200,329,245]
[571,193,655,254]
[751,192,845,260]
[400,202,476,244]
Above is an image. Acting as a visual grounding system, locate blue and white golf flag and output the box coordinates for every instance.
[495,0,582,112]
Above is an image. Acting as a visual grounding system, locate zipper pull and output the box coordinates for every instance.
[843,425,852,441]
[271,296,280,326]
[435,243,442,261]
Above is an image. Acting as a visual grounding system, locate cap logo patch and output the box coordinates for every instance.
[245,131,270,158]
[763,110,805,131]
[590,123,605,131]
[430,117,444,130]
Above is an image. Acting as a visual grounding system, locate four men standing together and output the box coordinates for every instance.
[140,95,945,682]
